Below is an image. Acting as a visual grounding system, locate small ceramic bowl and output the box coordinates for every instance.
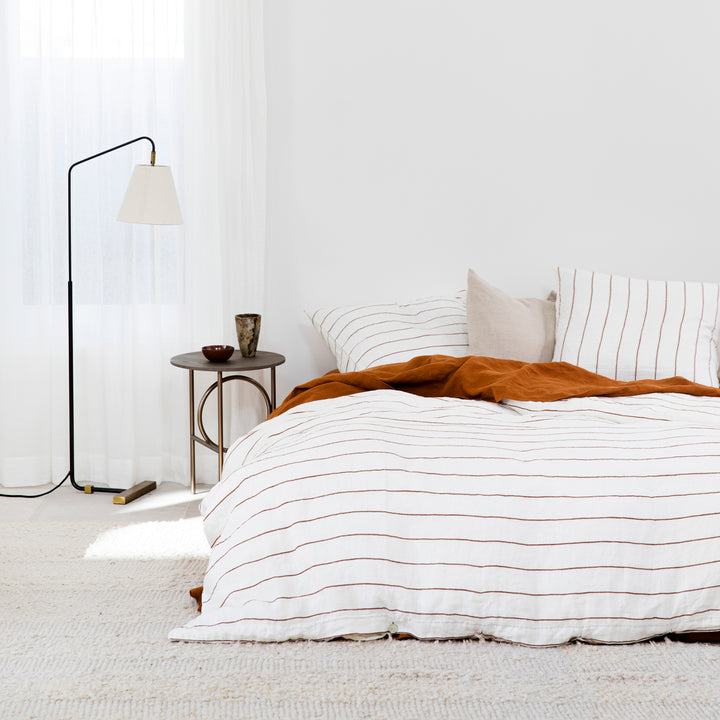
[202,345,234,362]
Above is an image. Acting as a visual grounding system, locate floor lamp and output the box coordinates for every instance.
[67,136,183,504]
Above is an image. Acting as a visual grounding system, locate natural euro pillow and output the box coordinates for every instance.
[466,269,556,363]
[309,292,468,373]
[553,267,720,387]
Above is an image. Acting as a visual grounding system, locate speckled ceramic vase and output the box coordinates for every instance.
[235,313,261,357]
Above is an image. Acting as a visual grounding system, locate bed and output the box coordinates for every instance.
[170,267,720,646]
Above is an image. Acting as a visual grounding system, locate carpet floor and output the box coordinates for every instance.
[3,519,720,719]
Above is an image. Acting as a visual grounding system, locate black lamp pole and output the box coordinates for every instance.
[67,136,158,501]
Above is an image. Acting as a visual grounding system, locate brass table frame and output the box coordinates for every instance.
[170,350,286,493]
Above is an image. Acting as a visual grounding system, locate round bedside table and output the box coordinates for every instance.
[171,350,286,492]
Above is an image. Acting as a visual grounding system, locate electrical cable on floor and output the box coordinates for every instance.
[0,471,70,498]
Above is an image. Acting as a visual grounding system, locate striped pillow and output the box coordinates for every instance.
[309,292,468,373]
[553,267,720,387]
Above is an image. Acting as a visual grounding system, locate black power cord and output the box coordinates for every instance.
[0,471,71,498]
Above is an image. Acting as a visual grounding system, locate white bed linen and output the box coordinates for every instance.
[170,389,720,646]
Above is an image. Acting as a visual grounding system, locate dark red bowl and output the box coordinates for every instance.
[202,345,234,362]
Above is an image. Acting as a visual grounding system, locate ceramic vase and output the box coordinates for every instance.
[235,313,261,357]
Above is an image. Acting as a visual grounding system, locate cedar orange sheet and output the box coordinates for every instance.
[272,354,720,417]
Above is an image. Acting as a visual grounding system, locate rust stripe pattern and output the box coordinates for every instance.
[170,386,720,646]
[553,267,720,388]
[309,291,468,373]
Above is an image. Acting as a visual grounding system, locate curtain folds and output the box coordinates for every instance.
[0,0,266,489]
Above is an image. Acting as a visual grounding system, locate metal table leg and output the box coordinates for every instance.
[189,369,196,494]
[270,367,277,410]
[190,369,276,490]
[217,370,224,483]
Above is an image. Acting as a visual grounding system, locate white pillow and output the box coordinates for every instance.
[553,267,720,387]
[309,292,468,373]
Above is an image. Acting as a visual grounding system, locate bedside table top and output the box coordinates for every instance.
[170,350,286,372]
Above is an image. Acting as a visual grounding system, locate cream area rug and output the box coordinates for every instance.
[3,520,720,720]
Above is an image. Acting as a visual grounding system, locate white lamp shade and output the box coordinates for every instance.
[117,164,183,225]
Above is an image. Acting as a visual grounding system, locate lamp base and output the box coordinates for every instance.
[112,480,157,505]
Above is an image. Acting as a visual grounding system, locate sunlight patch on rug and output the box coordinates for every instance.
[84,517,210,560]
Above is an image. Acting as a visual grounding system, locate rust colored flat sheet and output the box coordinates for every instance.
[271,354,720,418]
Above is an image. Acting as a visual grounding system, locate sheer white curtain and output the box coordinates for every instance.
[184,0,267,445]
[0,0,266,489]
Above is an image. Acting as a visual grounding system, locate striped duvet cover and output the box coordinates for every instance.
[170,388,720,646]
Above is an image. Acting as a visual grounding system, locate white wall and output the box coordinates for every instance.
[263,0,720,399]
